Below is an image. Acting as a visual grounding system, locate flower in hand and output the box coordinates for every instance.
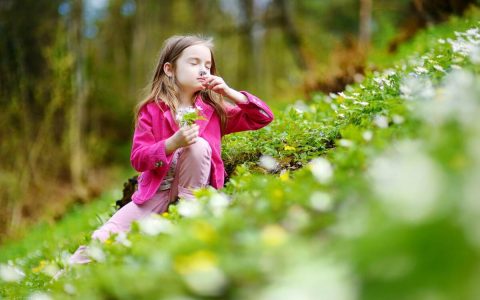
[176,107,206,127]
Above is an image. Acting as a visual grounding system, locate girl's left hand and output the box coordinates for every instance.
[199,75,231,96]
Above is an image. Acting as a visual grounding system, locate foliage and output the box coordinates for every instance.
[2,10,480,300]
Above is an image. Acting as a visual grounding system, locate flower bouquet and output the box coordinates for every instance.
[176,106,207,127]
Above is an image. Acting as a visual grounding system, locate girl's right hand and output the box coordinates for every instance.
[168,124,199,151]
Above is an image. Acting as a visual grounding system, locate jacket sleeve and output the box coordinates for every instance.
[130,106,175,173]
[223,91,274,135]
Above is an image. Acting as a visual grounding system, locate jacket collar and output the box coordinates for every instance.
[163,93,214,135]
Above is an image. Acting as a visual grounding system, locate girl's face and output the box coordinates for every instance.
[169,44,212,94]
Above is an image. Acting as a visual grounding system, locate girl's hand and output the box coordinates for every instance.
[166,124,199,153]
[199,75,231,96]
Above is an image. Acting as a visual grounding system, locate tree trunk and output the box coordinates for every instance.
[359,0,372,56]
[68,0,89,200]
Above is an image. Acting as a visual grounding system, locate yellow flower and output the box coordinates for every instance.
[261,224,287,247]
[284,145,296,151]
[279,171,290,182]
[174,250,218,275]
[272,189,284,199]
[193,220,217,243]
[32,260,47,273]
[162,212,169,217]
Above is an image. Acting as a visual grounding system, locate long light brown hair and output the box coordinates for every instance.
[134,35,228,134]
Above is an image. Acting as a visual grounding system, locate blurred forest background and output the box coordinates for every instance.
[0,0,477,241]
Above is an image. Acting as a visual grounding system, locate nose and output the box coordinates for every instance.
[199,70,207,77]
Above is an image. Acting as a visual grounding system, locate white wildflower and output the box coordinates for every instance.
[362,130,373,142]
[115,231,132,247]
[283,205,311,231]
[27,292,52,300]
[354,100,369,106]
[292,100,309,113]
[0,263,25,282]
[175,106,197,122]
[41,263,60,278]
[368,140,442,223]
[208,192,231,216]
[392,115,405,124]
[309,191,333,212]
[373,115,389,128]
[138,214,174,235]
[433,65,445,72]
[259,155,279,171]
[259,258,357,300]
[309,157,333,184]
[400,74,435,101]
[338,139,353,147]
[178,200,203,218]
[469,45,480,64]
[421,70,480,126]
[87,244,106,262]
[64,283,77,295]
[183,267,228,296]
[414,66,428,74]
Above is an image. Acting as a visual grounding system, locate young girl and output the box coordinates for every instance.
[67,35,274,265]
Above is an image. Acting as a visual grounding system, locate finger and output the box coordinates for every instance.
[186,125,199,135]
[208,78,221,87]
[210,82,223,91]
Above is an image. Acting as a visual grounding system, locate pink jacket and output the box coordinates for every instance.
[130,91,274,204]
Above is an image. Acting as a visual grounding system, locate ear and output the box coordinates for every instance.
[163,62,174,77]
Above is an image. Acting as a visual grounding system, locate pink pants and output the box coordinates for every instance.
[68,138,212,265]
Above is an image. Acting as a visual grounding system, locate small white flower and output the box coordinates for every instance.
[0,263,25,282]
[138,214,174,235]
[433,65,445,72]
[259,258,357,300]
[183,266,228,296]
[208,193,231,216]
[259,155,279,171]
[310,191,333,211]
[27,292,52,300]
[400,74,435,101]
[392,115,405,124]
[469,45,480,64]
[292,100,309,113]
[41,263,60,278]
[338,139,353,147]
[414,66,428,74]
[115,231,132,247]
[64,283,77,295]
[309,157,333,184]
[373,115,389,128]
[87,244,106,262]
[362,130,373,142]
[178,200,203,218]
[368,140,442,223]
[354,101,369,106]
